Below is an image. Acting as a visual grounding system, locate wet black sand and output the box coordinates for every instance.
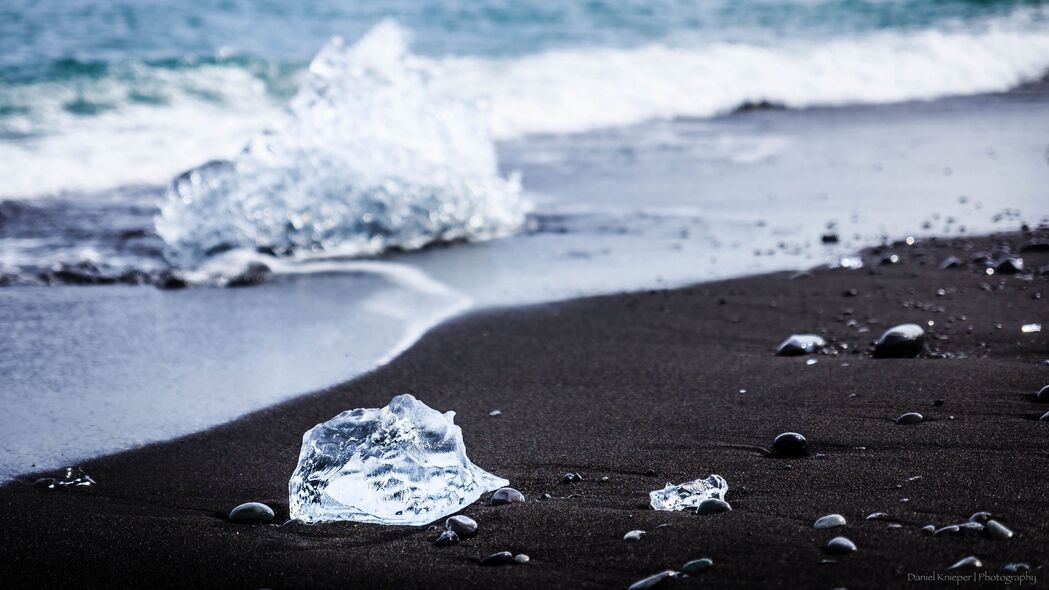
[2,231,1048,589]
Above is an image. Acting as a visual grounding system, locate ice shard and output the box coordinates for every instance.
[650,474,728,512]
[289,394,508,525]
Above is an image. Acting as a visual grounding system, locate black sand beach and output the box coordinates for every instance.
[2,230,1048,589]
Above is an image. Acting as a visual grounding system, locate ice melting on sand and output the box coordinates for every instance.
[650,475,728,512]
[288,394,508,525]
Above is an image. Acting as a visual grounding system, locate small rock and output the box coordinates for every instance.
[772,432,809,458]
[681,558,714,574]
[968,511,992,523]
[562,472,584,484]
[491,487,526,505]
[939,256,963,270]
[920,525,936,535]
[627,570,677,590]
[934,525,961,537]
[866,512,889,521]
[1004,563,1031,573]
[946,556,982,571]
[696,498,732,515]
[1035,385,1049,403]
[33,478,57,489]
[985,520,1013,540]
[933,399,945,406]
[814,514,847,529]
[226,262,271,288]
[825,536,857,554]
[623,530,646,541]
[776,334,826,356]
[1040,410,1049,422]
[446,515,478,538]
[873,324,925,358]
[513,554,530,564]
[896,412,924,425]
[821,233,840,244]
[995,257,1024,274]
[228,502,275,523]
[434,530,459,546]
[480,551,514,566]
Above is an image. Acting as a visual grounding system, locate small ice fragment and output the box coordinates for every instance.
[39,467,96,489]
[650,475,728,512]
[623,529,645,541]
[288,394,508,525]
[489,409,502,416]
[806,358,818,365]
[1021,323,1041,333]
[776,334,825,356]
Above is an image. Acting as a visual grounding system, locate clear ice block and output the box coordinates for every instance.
[288,394,508,525]
[649,474,728,511]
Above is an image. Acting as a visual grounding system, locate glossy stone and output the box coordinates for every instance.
[968,511,992,523]
[772,432,809,458]
[696,498,732,515]
[681,558,714,574]
[947,556,983,571]
[623,530,645,541]
[229,502,275,522]
[446,515,478,537]
[825,536,857,554]
[513,554,530,564]
[776,334,826,356]
[1035,385,1049,403]
[896,412,924,425]
[433,530,459,546]
[985,520,1013,540]
[814,514,846,529]
[873,324,925,358]
[480,551,514,566]
[491,487,526,505]
[627,570,677,590]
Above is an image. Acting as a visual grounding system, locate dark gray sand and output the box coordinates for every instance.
[2,231,1047,589]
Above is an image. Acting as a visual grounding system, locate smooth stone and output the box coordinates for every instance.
[480,551,514,566]
[958,522,984,535]
[968,511,992,523]
[491,487,526,505]
[866,512,889,521]
[873,323,925,359]
[947,556,983,571]
[513,554,530,564]
[228,502,275,522]
[776,334,826,356]
[934,525,961,537]
[445,515,478,538]
[623,530,646,541]
[627,570,677,590]
[1040,410,1049,422]
[434,530,459,546]
[939,256,963,269]
[896,412,924,425]
[825,536,857,554]
[920,525,936,535]
[696,498,732,515]
[995,257,1024,274]
[814,514,847,529]
[33,477,57,489]
[1004,563,1031,573]
[1035,385,1049,403]
[772,432,809,458]
[226,262,271,288]
[561,472,584,483]
[985,520,1013,540]
[681,558,714,574]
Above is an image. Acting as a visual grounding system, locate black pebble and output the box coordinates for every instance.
[873,324,925,359]
[481,551,514,566]
[434,530,459,546]
[772,432,809,458]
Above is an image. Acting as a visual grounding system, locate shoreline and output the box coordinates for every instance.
[2,229,1047,588]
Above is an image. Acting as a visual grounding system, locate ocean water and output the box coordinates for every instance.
[1,0,1048,480]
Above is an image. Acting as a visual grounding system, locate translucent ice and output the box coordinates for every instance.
[156,22,525,267]
[650,474,728,511]
[288,394,508,525]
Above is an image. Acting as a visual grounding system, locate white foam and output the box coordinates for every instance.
[3,11,1049,201]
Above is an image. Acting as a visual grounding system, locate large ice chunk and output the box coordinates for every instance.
[289,394,508,525]
[650,474,728,511]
